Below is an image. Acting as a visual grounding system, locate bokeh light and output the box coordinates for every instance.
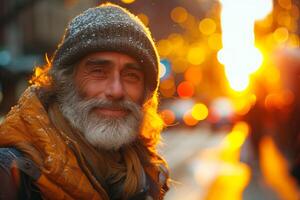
[208,33,222,50]
[177,81,195,98]
[168,33,184,46]
[191,103,209,121]
[160,76,176,98]
[160,78,174,90]
[172,58,189,73]
[222,121,249,152]
[184,66,202,85]
[137,13,149,26]
[291,5,299,19]
[159,64,167,80]
[277,11,291,27]
[160,87,176,98]
[288,34,300,47]
[121,0,135,4]
[199,18,217,35]
[256,14,273,28]
[273,27,289,43]
[157,39,172,57]
[259,136,299,200]
[160,109,176,126]
[278,0,292,10]
[218,0,273,92]
[264,90,294,110]
[171,7,188,23]
[183,110,199,126]
[264,66,281,86]
[159,59,171,79]
[187,47,205,65]
[232,97,253,116]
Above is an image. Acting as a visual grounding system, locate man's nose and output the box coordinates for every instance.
[105,75,125,100]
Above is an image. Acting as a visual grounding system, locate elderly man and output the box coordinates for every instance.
[0,3,169,200]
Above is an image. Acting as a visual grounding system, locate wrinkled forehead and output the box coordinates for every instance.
[74,51,143,74]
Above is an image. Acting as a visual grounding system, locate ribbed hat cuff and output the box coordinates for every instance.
[52,27,158,92]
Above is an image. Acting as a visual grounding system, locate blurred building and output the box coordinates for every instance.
[0,0,100,114]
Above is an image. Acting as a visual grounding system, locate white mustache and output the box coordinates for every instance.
[77,98,142,120]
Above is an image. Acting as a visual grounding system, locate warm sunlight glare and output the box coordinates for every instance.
[221,121,249,161]
[202,122,251,200]
[218,0,273,91]
[259,136,300,200]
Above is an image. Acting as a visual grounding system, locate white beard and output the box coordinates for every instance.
[58,84,143,150]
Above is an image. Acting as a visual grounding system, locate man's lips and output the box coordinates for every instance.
[93,107,129,117]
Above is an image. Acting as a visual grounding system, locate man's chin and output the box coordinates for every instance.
[84,124,138,151]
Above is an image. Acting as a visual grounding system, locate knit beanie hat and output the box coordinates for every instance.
[52,3,159,92]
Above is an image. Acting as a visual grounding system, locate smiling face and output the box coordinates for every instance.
[58,51,146,150]
[74,51,145,118]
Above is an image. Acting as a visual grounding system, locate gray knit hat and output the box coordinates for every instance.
[52,3,159,92]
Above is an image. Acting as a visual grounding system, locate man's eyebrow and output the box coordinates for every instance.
[125,63,142,71]
[85,59,112,66]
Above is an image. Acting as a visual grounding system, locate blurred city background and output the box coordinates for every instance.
[1,0,300,199]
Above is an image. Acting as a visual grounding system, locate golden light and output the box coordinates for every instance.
[160,87,176,98]
[264,90,294,110]
[160,79,174,90]
[218,0,273,92]
[288,34,300,47]
[187,47,205,65]
[121,0,135,4]
[160,109,176,126]
[201,121,251,200]
[183,110,199,126]
[137,13,149,26]
[203,163,250,200]
[277,11,292,27]
[278,0,292,10]
[168,33,184,46]
[184,66,202,85]
[273,27,289,44]
[265,66,280,86]
[160,78,176,97]
[172,58,188,73]
[259,136,299,200]
[191,103,209,121]
[256,14,273,29]
[220,121,250,162]
[30,54,51,86]
[199,18,217,35]
[223,122,249,150]
[291,5,299,19]
[171,7,188,24]
[232,95,255,116]
[208,33,222,50]
[177,81,195,98]
[157,39,172,57]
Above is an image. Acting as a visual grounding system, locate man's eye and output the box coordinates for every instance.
[91,67,106,74]
[124,72,142,81]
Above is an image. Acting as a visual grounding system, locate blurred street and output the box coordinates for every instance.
[159,126,226,200]
[1,1,300,199]
[160,124,300,200]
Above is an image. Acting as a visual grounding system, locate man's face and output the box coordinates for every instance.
[74,51,145,112]
[59,51,146,150]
